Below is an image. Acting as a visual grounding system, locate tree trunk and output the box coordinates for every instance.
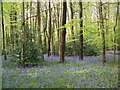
[57,3,60,56]
[1,1,7,60]
[26,2,29,29]
[99,1,106,64]
[106,3,110,50]
[117,2,120,51]
[30,2,32,29]
[22,1,26,65]
[30,1,32,42]
[50,1,54,56]
[70,1,76,56]
[48,1,51,57]
[43,4,48,54]
[10,5,15,52]
[12,4,17,51]
[113,2,119,62]
[59,0,67,63]
[59,0,62,60]
[79,0,83,60]
[37,1,44,60]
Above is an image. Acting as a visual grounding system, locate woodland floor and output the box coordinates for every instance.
[2,54,119,88]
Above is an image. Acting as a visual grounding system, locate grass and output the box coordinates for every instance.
[2,55,118,88]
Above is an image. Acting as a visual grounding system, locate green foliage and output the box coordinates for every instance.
[83,32,101,56]
[84,40,100,56]
[65,42,75,56]
[2,58,18,69]
[12,25,39,66]
[24,42,39,65]
[24,29,39,65]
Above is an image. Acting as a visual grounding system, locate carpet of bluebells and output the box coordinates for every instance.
[2,55,118,88]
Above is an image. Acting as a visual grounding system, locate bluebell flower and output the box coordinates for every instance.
[43,65,46,68]
[34,83,37,88]
[12,82,17,87]
[76,80,81,83]
[4,81,9,86]
[40,69,45,74]
[26,68,31,72]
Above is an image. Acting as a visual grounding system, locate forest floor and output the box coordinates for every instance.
[2,55,119,88]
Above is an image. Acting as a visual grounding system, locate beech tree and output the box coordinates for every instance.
[70,1,76,56]
[22,1,26,65]
[113,1,119,62]
[79,0,83,60]
[43,4,48,54]
[1,1,7,60]
[117,2,120,51]
[48,1,52,57]
[59,0,67,63]
[37,1,44,60]
[1,1,119,65]
[99,1,106,64]
[49,0,54,56]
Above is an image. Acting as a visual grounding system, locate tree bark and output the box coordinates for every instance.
[57,3,60,56]
[99,1,106,64]
[48,1,52,57]
[1,1,7,60]
[117,2,120,51]
[22,1,26,65]
[10,5,15,51]
[59,0,67,63]
[113,2,119,62]
[30,1,32,42]
[79,0,83,60]
[70,1,76,56]
[59,0,62,60]
[37,1,44,60]
[50,1,54,56]
[43,4,48,54]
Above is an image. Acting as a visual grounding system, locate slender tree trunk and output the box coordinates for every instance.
[59,0,67,63]
[37,1,44,60]
[1,1,7,60]
[59,0,62,59]
[117,2,120,51]
[97,3,100,36]
[26,2,29,29]
[43,5,48,54]
[5,31,8,54]
[99,1,106,64]
[32,5,36,43]
[10,5,15,51]
[30,1,32,42]
[30,1,32,29]
[79,0,83,60]
[106,3,110,50]
[49,1,54,56]
[12,4,17,50]
[114,1,119,62]
[70,1,76,56]
[57,3,60,55]
[22,1,26,65]
[48,1,51,57]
